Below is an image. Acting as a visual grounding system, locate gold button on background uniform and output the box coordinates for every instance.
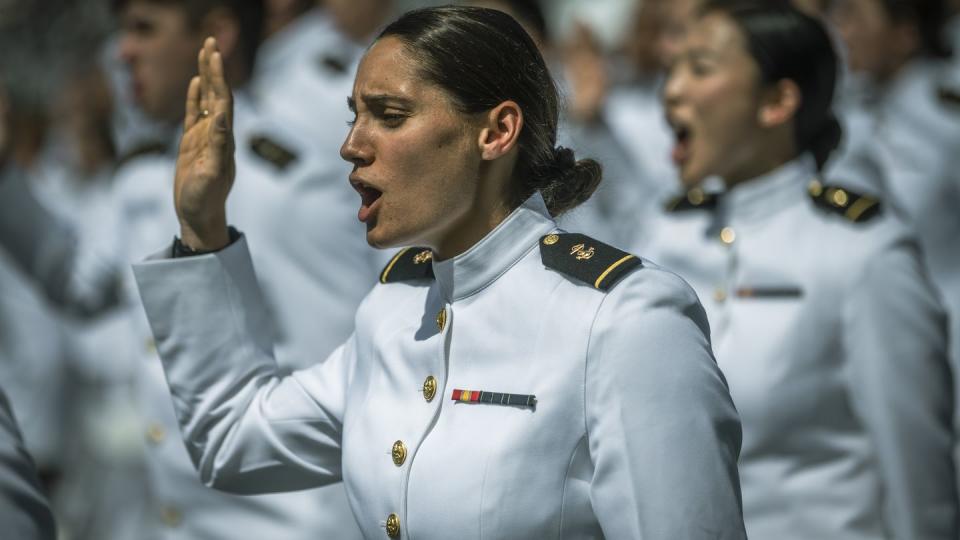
[436,308,446,331]
[422,375,437,402]
[391,440,407,466]
[385,513,401,538]
[831,188,849,207]
[719,227,737,245]
[160,505,182,527]
[713,288,727,302]
[146,423,166,445]
[543,233,559,245]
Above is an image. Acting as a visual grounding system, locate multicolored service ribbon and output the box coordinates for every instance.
[451,389,537,408]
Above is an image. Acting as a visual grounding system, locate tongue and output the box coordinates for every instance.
[671,139,689,165]
[358,189,381,223]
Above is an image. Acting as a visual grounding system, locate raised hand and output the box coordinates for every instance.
[174,37,236,251]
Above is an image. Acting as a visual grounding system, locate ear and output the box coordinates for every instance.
[478,101,523,161]
[201,8,241,64]
[758,79,801,128]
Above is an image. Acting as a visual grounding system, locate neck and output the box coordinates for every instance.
[722,140,797,189]
[433,162,515,261]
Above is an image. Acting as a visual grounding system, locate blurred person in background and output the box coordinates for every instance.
[253,0,394,155]
[83,0,377,537]
[829,0,960,485]
[639,0,957,537]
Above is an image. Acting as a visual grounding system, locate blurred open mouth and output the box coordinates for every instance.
[669,118,693,167]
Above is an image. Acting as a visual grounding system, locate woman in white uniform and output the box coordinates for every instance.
[643,1,957,538]
[131,6,746,539]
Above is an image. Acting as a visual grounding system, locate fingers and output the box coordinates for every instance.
[184,76,201,131]
[196,37,232,128]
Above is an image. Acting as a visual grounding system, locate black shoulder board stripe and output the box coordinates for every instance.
[938,86,960,108]
[539,233,642,291]
[317,54,348,74]
[663,187,719,212]
[250,135,297,170]
[807,179,881,223]
[380,247,435,284]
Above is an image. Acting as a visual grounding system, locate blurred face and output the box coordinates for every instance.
[655,0,700,68]
[118,1,202,122]
[326,0,390,41]
[663,12,765,186]
[340,37,484,251]
[831,0,902,77]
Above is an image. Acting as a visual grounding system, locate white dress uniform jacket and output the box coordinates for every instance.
[639,156,958,540]
[133,193,747,539]
[0,388,56,540]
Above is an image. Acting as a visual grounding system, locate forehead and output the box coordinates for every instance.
[352,37,455,106]
[121,0,190,27]
[685,12,749,59]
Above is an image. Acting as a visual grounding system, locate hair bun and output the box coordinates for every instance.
[553,146,576,169]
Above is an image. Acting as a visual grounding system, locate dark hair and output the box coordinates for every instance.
[378,6,601,216]
[111,0,264,73]
[878,0,953,59]
[701,0,841,170]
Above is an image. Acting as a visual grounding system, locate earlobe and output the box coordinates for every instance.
[479,101,523,161]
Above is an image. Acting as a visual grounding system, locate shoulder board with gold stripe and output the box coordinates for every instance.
[249,135,298,170]
[539,233,642,292]
[663,187,720,212]
[807,179,881,223]
[938,86,960,108]
[380,247,435,284]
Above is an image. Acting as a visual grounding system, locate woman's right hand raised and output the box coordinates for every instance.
[174,37,236,251]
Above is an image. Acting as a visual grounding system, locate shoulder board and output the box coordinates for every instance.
[807,179,881,223]
[380,247,435,284]
[663,187,719,212]
[938,86,960,108]
[316,53,348,75]
[539,233,642,292]
[115,141,168,169]
[249,135,298,170]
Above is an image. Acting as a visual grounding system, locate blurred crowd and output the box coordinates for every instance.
[1,0,960,538]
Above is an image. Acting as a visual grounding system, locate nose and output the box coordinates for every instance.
[340,124,373,166]
[661,64,686,109]
[117,33,137,65]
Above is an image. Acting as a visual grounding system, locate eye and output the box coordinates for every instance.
[690,60,713,77]
[381,113,406,128]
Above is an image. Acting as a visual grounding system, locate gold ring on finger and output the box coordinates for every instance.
[200,109,210,118]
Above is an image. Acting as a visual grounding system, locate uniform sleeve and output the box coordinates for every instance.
[843,234,958,539]
[0,388,56,540]
[133,235,355,494]
[585,268,746,539]
[0,170,122,316]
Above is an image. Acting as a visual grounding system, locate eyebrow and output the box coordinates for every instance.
[346,94,415,112]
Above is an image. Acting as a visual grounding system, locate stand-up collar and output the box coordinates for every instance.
[721,154,816,224]
[432,193,556,302]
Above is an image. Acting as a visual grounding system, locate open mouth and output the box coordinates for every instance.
[350,178,383,223]
[669,120,693,167]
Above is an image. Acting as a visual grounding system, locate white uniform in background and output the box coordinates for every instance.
[639,155,957,540]
[251,8,360,157]
[103,92,374,539]
[132,193,748,540]
[831,58,960,488]
[0,387,57,540]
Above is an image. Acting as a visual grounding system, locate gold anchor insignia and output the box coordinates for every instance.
[543,234,559,245]
[570,243,595,261]
[413,250,433,264]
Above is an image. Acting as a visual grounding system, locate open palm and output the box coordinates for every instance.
[174,37,235,250]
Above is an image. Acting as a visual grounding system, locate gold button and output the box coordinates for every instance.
[687,188,705,206]
[160,505,182,527]
[422,375,437,402]
[831,188,849,207]
[543,234,559,245]
[146,423,166,445]
[391,440,407,466]
[807,179,823,197]
[719,227,736,245]
[436,308,446,331]
[713,288,727,302]
[385,513,401,538]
